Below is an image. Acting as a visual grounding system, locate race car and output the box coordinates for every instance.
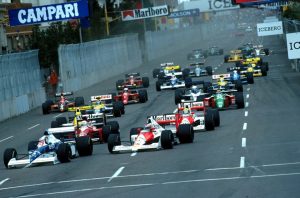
[51,113,120,143]
[42,92,84,114]
[204,90,245,109]
[68,94,125,117]
[206,74,244,92]
[156,73,190,91]
[236,57,269,71]
[187,49,208,62]
[152,62,181,78]
[177,101,220,131]
[3,130,92,169]
[114,87,148,105]
[182,62,213,77]
[213,71,254,85]
[174,85,210,105]
[116,72,149,90]
[224,50,244,63]
[207,46,224,56]
[228,63,268,77]
[238,43,270,56]
[107,114,194,154]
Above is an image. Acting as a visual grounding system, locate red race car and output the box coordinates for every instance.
[113,88,148,105]
[116,73,149,90]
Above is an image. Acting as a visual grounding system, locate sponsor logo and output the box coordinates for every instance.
[208,0,239,10]
[9,1,88,26]
[168,9,199,19]
[256,21,283,36]
[258,26,281,32]
[122,5,169,21]
[288,42,300,50]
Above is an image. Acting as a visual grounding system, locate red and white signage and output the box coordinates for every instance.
[122,5,169,21]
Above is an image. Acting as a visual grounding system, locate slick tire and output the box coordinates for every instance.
[182,68,190,79]
[235,92,245,109]
[106,121,119,133]
[56,143,72,163]
[235,80,243,92]
[211,109,220,127]
[161,130,174,149]
[177,124,194,144]
[246,72,254,84]
[76,136,93,156]
[142,77,150,88]
[107,134,121,154]
[3,148,17,168]
[156,80,162,91]
[56,117,68,126]
[175,89,184,105]
[205,66,213,76]
[138,90,148,103]
[112,102,122,117]
[205,109,215,131]
[261,64,268,76]
[152,68,160,78]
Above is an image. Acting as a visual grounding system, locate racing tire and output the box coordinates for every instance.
[142,77,149,88]
[224,55,229,63]
[102,126,111,142]
[75,97,84,107]
[51,120,59,128]
[205,66,213,76]
[246,72,254,84]
[56,143,72,163]
[76,136,93,156]
[3,148,17,168]
[130,128,140,145]
[234,80,243,92]
[152,68,160,78]
[28,141,38,152]
[106,121,120,133]
[177,124,194,144]
[107,134,121,154]
[138,90,147,103]
[42,102,50,115]
[211,109,220,127]
[203,82,212,93]
[56,117,68,126]
[116,80,124,90]
[175,89,184,105]
[161,130,174,149]
[112,102,122,117]
[235,92,245,109]
[156,80,162,91]
[184,77,192,88]
[261,64,267,76]
[157,73,165,80]
[182,68,190,79]
[263,62,269,71]
[205,109,215,131]
[264,48,269,56]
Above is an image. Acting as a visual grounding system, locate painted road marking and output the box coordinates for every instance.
[246,94,249,99]
[247,87,250,91]
[0,178,9,186]
[173,109,177,113]
[245,102,249,108]
[242,138,246,148]
[245,111,248,117]
[214,67,218,70]
[108,167,125,182]
[13,172,300,197]
[243,123,247,130]
[0,136,13,143]
[131,152,137,157]
[240,157,245,168]
[53,113,63,118]
[28,124,40,130]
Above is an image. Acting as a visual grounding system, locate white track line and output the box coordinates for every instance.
[173,109,177,113]
[242,138,246,148]
[245,102,249,108]
[214,67,218,70]
[247,87,250,91]
[28,124,40,130]
[246,94,249,99]
[0,178,9,186]
[243,123,247,130]
[240,157,245,168]
[245,111,248,117]
[131,152,137,157]
[15,172,300,197]
[108,167,125,182]
[0,136,13,143]
[53,113,63,118]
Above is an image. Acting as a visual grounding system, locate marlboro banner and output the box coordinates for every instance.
[122,5,169,21]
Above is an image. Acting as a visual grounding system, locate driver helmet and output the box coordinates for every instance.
[233,70,238,75]
[124,87,129,92]
[183,105,190,114]
[75,108,81,116]
[191,85,199,94]
[80,120,88,127]
[129,75,134,79]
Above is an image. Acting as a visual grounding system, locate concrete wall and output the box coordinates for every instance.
[0,50,45,121]
[58,34,142,92]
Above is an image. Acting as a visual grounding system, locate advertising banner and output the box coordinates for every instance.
[9,0,89,26]
[122,5,169,21]
[256,21,283,36]
[168,9,200,19]
[286,32,300,59]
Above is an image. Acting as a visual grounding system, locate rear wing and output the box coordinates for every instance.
[55,92,73,97]
[48,127,75,134]
[178,102,205,111]
[212,73,231,80]
[91,95,112,102]
[160,62,174,67]
[125,72,140,78]
[48,127,76,142]
[147,114,176,125]
[230,50,242,54]
[75,113,104,122]
[68,105,93,112]
[189,62,204,66]
[253,45,263,48]
[164,71,182,77]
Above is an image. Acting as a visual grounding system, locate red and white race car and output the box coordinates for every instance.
[113,88,148,105]
[116,73,149,90]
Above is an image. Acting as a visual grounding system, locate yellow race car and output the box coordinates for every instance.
[224,50,244,63]
[152,62,181,78]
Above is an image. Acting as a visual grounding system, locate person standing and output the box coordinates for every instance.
[48,68,58,96]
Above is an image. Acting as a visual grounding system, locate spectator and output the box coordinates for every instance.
[48,68,58,96]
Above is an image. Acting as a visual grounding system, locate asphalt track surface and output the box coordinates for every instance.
[1,27,300,198]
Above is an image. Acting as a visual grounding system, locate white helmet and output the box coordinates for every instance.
[124,87,129,92]
[191,85,198,94]
[81,121,88,127]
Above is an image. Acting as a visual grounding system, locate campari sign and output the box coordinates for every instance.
[122,5,169,21]
[8,0,89,26]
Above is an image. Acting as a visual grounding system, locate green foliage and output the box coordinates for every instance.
[283,2,300,20]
